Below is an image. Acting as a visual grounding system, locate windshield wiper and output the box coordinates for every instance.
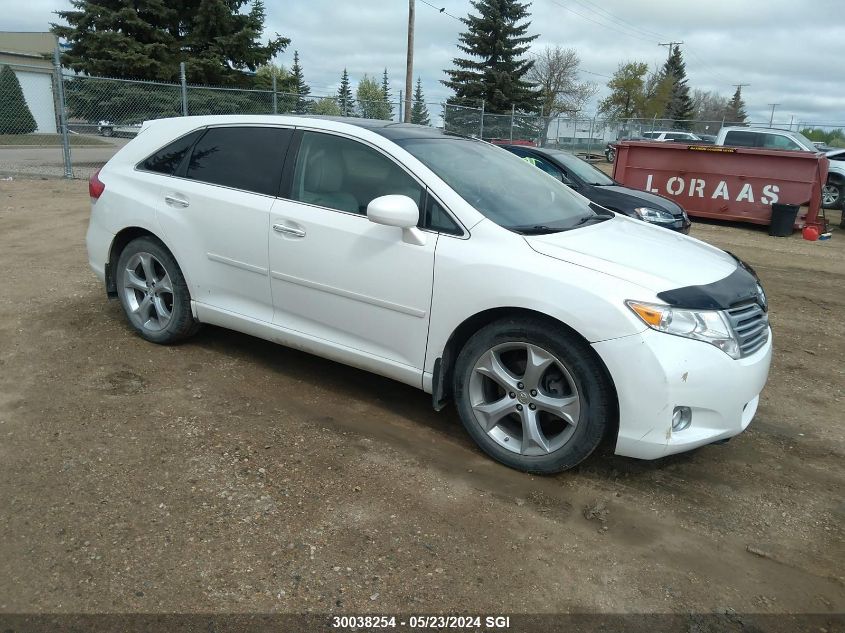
[509,224,564,235]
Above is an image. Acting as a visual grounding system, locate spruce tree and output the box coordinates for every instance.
[337,69,354,116]
[291,51,311,113]
[0,65,37,134]
[727,86,748,125]
[53,0,288,86]
[442,0,540,113]
[381,69,394,119]
[411,78,430,126]
[661,45,694,127]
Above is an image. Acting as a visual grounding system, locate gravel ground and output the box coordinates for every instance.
[0,180,843,626]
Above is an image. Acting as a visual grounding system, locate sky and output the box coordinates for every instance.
[7,0,845,126]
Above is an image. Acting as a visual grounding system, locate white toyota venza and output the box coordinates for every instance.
[86,116,772,473]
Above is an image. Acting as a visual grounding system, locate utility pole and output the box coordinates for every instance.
[732,83,750,95]
[404,0,415,123]
[768,103,779,127]
[658,41,684,63]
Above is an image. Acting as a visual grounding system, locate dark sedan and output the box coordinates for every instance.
[503,145,691,233]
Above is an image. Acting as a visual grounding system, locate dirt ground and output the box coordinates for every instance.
[0,179,843,624]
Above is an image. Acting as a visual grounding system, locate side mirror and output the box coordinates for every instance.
[367,195,426,245]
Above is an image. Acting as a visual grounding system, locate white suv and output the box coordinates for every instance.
[641,131,702,142]
[85,115,773,473]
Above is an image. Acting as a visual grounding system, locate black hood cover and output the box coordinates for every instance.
[657,257,764,311]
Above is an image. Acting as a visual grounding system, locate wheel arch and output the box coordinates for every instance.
[106,227,181,297]
[432,306,619,441]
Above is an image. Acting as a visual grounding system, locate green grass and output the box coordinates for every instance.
[0,134,109,147]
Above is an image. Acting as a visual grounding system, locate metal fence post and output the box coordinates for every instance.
[509,104,515,141]
[52,45,72,179]
[179,62,188,116]
[587,117,595,158]
[555,116,561,149]
[479,100,485,139]
[271,74,278,114]
[399,90,403,123]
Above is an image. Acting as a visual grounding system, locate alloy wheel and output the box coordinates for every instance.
[822,184,840,207]
[121,251,174,332]
[468,343,582,456]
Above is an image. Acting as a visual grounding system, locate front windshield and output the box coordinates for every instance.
[793,131,820,152]
[546,150,615,186]
[397,137,599,232]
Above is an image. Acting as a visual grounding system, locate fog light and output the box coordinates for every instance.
[672,406,692,432]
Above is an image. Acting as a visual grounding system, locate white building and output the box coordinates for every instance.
[0,32,58,134]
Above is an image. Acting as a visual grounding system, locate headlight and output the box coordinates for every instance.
[634,207,676,223]
[626,301,740,359]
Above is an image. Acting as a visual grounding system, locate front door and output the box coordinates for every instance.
[268,130,437,370]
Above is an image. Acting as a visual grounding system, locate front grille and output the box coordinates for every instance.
[725,301,769,357]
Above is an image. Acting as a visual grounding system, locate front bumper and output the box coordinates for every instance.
[593,326,772,460]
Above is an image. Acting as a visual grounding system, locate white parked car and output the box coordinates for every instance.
[641,130,703,143]
[85,115,773,473]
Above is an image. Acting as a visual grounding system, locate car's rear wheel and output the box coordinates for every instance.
[453,318,612,473]
[115,237,199,344]
[822,182,843,210]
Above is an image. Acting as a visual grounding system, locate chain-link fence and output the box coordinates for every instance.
[2,50,845,179]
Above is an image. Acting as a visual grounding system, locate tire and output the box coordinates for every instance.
[101,127,113,137]
[822,182,843,210]
[115,236,199,344]
[605,147,616,163]
[452,318,613,474]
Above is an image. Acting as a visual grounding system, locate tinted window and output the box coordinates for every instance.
[139,130,202,175]
[291,131,423,215]
[185,126,291,196]
[546,150,614,186]
[424,195,462,235]
[724,131,762,148]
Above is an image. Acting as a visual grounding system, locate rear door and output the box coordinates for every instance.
[155,125,293,322]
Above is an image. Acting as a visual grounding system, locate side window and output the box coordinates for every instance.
[763,134,802,151]
[724,131,760,147]
[424,195,462,235]
[522,155,564,181]
[290,131,423,215]
[642,132,657,139]
[184,126,291,196]
[139,130,203,175]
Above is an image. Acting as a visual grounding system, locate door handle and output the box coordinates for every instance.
[164,194,190,208]
[273,223,306,238]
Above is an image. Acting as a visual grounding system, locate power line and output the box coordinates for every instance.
[542,0,658,44]
[566,0,670,41]
[417,0,461,21]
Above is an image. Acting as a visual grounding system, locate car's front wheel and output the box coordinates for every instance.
[453,318,613,473]
[115,236,199,344]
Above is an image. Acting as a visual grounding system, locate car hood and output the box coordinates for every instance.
[588,185,684,216]
[525,214,737,293]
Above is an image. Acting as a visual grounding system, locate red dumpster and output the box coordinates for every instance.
[612,141,829,230]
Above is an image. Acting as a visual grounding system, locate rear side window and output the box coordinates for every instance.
[184,126,292,196]
[724,131,761,148]
[139,130,203,175]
